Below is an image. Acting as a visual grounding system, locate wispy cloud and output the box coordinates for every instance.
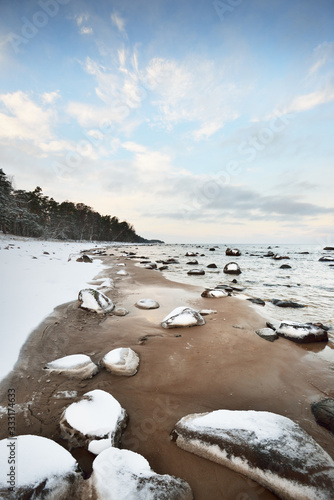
[111,12,127,37]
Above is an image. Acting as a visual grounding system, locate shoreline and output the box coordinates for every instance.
[1,247,333,499]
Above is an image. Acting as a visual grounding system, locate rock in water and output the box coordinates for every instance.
[276,321,328,343]
[311,398,334,433]
[161,307,205,328]
[201,289,229,298]
[226,248,241,256]
[187,269,205,275]
[101,348,140,376]
[135,298,160,309]
[247,297,265,306]
[223,262,241,275]
[319,256,334,262]
[60,389,127,455]
[0,435,81,499]
[271,299,305,308]
[86,447,193,500]
[44,354,98,379]
[172,410,334,500]
[78,288,114,313]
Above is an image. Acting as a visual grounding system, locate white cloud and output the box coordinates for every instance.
[80,26,93,35]
[308,41,334,76]
[111,12,126,36]
[42,90,60,105]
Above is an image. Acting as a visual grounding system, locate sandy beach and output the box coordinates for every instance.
[1,247,333,499]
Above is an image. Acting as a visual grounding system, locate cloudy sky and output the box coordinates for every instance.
[0,0,333,243]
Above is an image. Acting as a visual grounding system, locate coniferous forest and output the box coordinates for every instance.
[0,169,158,243]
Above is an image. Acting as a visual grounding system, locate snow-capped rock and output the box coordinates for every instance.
[86,447,193,500]
[187,269,205,275]
[201,289,229,298]
[0,435,81,499]
[161,307,205,329]
[226,248,241,256]
[319,256,334,262]
[255,328,278,342]
[44,354,98,379]
[101,348,140,376]
[199,309,218,315]
[116,269,129,276]
[223,262,241,275]
[311,398,334,433]
[276,321,328,343]
[186,259,199,265]
[172,409,334,500]
[76,254,93,263]
[135,299,160,309]
[78,288,114,314]
[60,389,127,455]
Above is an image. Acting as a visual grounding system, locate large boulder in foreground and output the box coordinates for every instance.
[60,389,127,455]
[276,321,328,343]
[172,410,334,500]
[101,348,140,376]
[78,288,114,313]
[44,354,98,379]
[161,307,205,329]
[87,447,193,500]
[223,262,241,275]
[0,435,81,499]
[311,398,334,433]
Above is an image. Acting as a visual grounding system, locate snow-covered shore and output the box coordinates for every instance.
[0,235,107,381]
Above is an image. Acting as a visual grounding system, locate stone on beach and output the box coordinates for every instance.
[161,307,205,328]
[44,354,99,379]
[60,389,127,455]
[101,347,140,376]
[199,309,218,315]
[311,398,334,433]
[78,288,114,313]
[247,297,265,306]
[113,307,129,316]
[276,321,328,343]
[0,435,81,499]
[76,254,93,263]
[135,298,160,309]
[271,298,304,308]
[117,269,129,275]
[187,269,205,275]
[186,259,199,265]
[87,447,193,500]
[223,262,241,275]
[172,409,334,500]
[319,256,334,262]
[255,328,278,342]
[201,289,229,298]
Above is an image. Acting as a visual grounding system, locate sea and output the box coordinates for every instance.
[125,243,334,361]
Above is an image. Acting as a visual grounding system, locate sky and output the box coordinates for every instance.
[0,0,333,244]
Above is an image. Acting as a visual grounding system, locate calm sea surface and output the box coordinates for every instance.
[125,243,334,360]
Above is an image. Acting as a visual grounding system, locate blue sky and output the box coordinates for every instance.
[0,0,333,243]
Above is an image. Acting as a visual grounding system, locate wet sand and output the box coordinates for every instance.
[1,248,333,499]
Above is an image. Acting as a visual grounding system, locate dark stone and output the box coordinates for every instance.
[186,259,199,265]
[311,398,334,433]
[247,297,265,306]
[276,321,328,343]
[280,264,292,269]
[319,256,334,262]
[263,251,275,257]
[271,299,305,308]
[273,255,290,260]
[77,254,93,263]
[209,248,215,251]
[163,258,179,264]
[255,328,278,342]
[223,262,241,275]
[226,247,241,256]
[324,247,334,251]
[187,269,205,275]
[299,251,309,254]
[159,266,168,271]
[207,263,217,268]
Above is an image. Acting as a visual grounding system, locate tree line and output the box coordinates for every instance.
[0,169,152,243]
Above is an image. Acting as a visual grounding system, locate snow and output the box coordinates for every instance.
[276,321,323,339]
[161,307,205,328]
[89,447,193,500]
[62,389,126,445]
[0,236,105,381]
[227,263,238,270]
[116,269,128,275]
[102,348,140,376]
[174,410,334,500]
[135,298,160,309]
[0,435,77,488]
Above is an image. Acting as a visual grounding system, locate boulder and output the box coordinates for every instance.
[280,264,292,269]
[0,435,81,499]
[144,263,157,269]
[199,309,218,315]
[78,289,114,314]
[226,248,241,256]
[135,299,160,309]
[101,348,140,376]
[113,307,129,316]
[271,299,305,308]
[159,265,168,271]
[223,262,241,275]
[263,251,275,257]
[185,252,197,257]
[276,321,328,343]
[247,297,265,306]
[161,307,205,329]
[117,269,129,275]
[319,256,334,262]
[60,389,127,455]
[255,328,278,342]
[209,247,215,251]
[324,247,334,251]
[163,258,179,264]
[172,409,334,500]
[44,354,98,379]
[273,254,290,260]
[201,289,229,298]
[187,269,205,275]
[186,259,199,265]
[86,448,193,500]
[311,398,334,433]
[76,254,93,263]
[207,263,217,268]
